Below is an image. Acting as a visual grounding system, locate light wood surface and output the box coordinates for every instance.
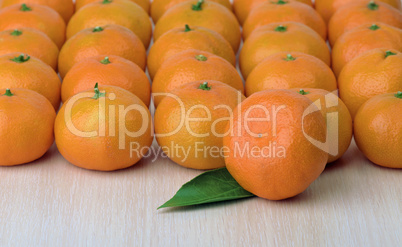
[0,138,400,246]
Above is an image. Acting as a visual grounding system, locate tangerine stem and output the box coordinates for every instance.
[395,91,402,99]
[369,24,380,30]
[10,54,30,63]
[11,29,22,36]
[192,0,204,11]
[385,50,397,58]
[367,1,379,10]
[275,25,287,32]
[299,89,310,95]
[3,89,13,97]
[195,55,208,61]
[184,24,192,32]
[93,26,104,32]
[198,82,211,91]
[100,57,111,64]
[92,83,106,99]
[102,0,113,4]
[20,3,31,11]
[275,0,288,5]
[285,54,296,61]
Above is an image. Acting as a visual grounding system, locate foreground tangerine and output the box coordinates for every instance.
[62,55,150,106]
[152,49,244,107]
[55,84,153,171]
[0,28,59,70]
[245,52,337,97]
[0,53,61,110]
[338,48,402,118]
[0,3,66,48]
[354,92,402,169]
[0,88,56,166]
[223,89,328,200]
[155,81,245,170]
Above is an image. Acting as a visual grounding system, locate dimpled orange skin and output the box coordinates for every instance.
[0,88,56,166]
[154,1,241,52]
[354,93,402,169]
[233,0,313,25]
[0,53,61,110]
[242,0,326,40]
[246,52,337,97]
[2,0,75,23]
[316,0,402,24]
[58,25,147,79]
[0,3,66,49]
[328,1,402,46]
[151,0,232,23]
[147,25,236,79]
[155,80,246,170]
[223,89,328,200]
[332,23,402,77]
[338,48,402,119]
[291,88,353,163]
[62,55,150,106]
[76,0,150,13]
[152,49,244,107]
[55,85,153,171]
[66,0,152,48]
[240,22,331,79]
[0,28,59,70]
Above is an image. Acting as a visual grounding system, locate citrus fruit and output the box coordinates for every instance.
[240,22,330,79]
[1,0,75,23]
[55,84,153,171]
[332,23,402,77]
[147,24,236,79]
[233,0,313,25]
[76,0,150,13]
[152,49,244,107]
[242,0,326,40]
[328,0,402,46]
[0,53,61,110]
[151,0,231,23]
[354,92,402,169]
[0,28,59,70]
[58,25,146,78]
[62,55,150,107]
[155,81,245,170]
[0,88,56,166]
[293,88,353,163]
[66,0,152,48]
[223,89,328,200]
[338,48,402,118]
[245,52,337,97]
[316,0,401,23]
[0,3,66,48]
[153,0,241,52]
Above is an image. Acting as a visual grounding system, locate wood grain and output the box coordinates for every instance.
[0,139,400,246]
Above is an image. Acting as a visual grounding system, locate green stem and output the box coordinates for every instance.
[275,0,288,5]
[20,3,31,11]
[298,89,310,95]
[198,82,211,91]
[285,54,296,61]
[385,50,397,58]
[369,24,380,30]
[192,0,204,11]
[275,25,287,32]
[367,1,379,10]
[184,24,192,32]
[100,56,111,64]
[10,54,30,63]
[11,29,22,36]
[92,83,106,99]
[102,0,113,4]
[195,55,208,61]
[395,91,402,99]
[3,89,14,97]
[93,26,104,32]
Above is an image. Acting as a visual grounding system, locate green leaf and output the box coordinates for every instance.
[158,168,255,209]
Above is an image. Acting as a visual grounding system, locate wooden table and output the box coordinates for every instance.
[0,138,400,246]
